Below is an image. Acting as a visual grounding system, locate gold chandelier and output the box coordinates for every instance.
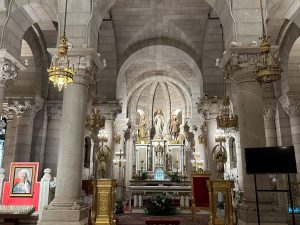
[255,0,281,83]
[47,0,74,91]
[216,96,238,131]
[86,96,105,132]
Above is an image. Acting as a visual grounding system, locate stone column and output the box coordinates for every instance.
[0,49,25,113]
[101,101,122,179]
[279,94,300,180]
[8,97,43,162]
[43,103,62,176]
[1,109,15,173]
[39,52,101,225]
[263,99,278,147]
[197,96,222,179]
[222,46,287,224]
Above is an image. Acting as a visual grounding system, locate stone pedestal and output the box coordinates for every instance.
[93,179,116,225]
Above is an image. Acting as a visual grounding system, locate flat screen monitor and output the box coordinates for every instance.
[245,146,297,174]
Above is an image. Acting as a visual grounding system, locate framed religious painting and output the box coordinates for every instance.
[9,163,37,197]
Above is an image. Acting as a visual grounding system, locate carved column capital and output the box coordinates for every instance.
[0,49,25,88]
[7,96,44,117]
[100,100,122,120]
[279,93,300,117]
[196,96,222,119]
[221,45,280,86]
[263,99,277,120]
[47,102,62,120]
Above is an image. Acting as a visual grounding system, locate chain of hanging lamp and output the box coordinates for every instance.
[47,0,75,91]
[255,0,281,83]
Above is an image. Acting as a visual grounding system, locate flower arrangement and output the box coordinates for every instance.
[132,170,148,181]
[168,172,181,183]
[146,193,176,216]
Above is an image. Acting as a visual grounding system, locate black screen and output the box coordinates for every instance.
[245,146,297,174]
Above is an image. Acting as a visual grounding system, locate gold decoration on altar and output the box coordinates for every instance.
[47,0,74,91]
[254,0,282,84]
[212,136,227,180]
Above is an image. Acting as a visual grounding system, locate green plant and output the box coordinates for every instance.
[168,172,181,183]
[132,170,148,181]
[115,200,124,214]
[146,193,176,216]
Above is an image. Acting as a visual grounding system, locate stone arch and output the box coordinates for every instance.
[278,22,300,94]
[1,2,57,60]
[116,45,203,99]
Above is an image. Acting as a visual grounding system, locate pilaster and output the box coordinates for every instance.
[263,99,278,147]
[279,93,300,181]
[7,96,44,162]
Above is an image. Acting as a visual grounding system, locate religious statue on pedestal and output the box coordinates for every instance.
[169,115,180,142]
[212,143,227,180]
[154,108,164,139]
[137,114,148,144]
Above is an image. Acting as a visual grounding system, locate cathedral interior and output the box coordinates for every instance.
[0,0,300,225]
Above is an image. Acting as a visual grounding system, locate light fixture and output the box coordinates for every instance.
[47,0,74,91]
[98,129,108,143]
[216,96,238,131]
[255,0,281,83]
[86,96,105,133]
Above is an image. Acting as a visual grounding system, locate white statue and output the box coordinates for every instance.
[154,108,164,139]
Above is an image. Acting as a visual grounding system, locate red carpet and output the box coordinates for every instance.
[115,213,209,225]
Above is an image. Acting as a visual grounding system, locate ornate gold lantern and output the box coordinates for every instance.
[86,97,105,132]
[47,0,74,91]
[255,0,281,83]
[216,96,238,131]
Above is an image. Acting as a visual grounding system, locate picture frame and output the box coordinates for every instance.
[9,164,36,197]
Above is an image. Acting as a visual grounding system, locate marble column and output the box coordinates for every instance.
[101,101,122,179]
[222,46,287,224]
[43,103,62,176]
[279,94,300,180]
[39,52,100,225]
[8,97,43,162]
[1,109,15,173]
[263,99,278,147]
[197,96,222,179]
[0,50,25,114]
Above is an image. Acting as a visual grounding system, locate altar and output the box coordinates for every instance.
[135,140,185,179]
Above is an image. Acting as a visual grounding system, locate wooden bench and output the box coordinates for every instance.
[145,219,180,225]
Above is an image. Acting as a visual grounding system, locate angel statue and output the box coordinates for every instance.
[154,108,164,139]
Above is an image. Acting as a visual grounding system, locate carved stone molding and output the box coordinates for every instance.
[7,96,44,117]
[0,49,25,88]
[100,100,122,120]
[47,104,62,120]
[196,96,222,119]
[279,94,300,117]
[263,99,277,120]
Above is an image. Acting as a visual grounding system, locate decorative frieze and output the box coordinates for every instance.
[263,99,277,120]
[279,94,300,117]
